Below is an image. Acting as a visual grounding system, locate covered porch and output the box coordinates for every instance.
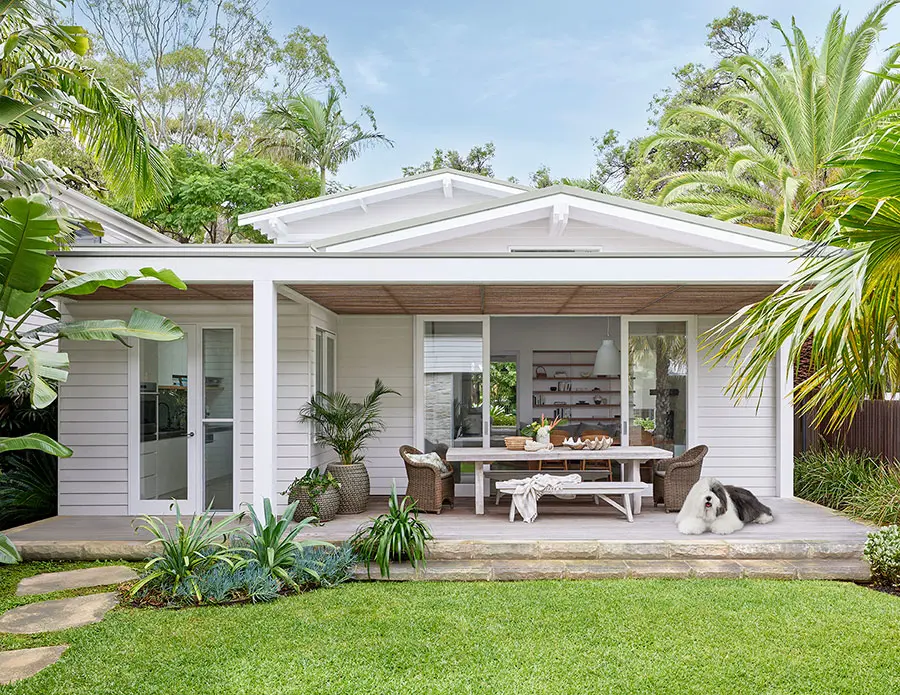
[54,260,794,517]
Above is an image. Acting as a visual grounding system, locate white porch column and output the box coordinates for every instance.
[775,344,794,497]
[252,279,278,509]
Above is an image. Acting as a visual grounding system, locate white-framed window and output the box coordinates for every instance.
[315,327,336,397]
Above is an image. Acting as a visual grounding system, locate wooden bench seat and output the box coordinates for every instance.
[495,481,648,522]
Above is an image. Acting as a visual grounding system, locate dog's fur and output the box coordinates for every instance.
[676,477,774,535]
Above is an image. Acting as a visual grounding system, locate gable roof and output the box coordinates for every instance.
[54,188,177,245]
[308,184,804,254]
[237,168,529,228]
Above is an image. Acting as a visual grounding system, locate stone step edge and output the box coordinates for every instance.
[15,538,864,562]
[423,540,864,561]
[354,558,872,582]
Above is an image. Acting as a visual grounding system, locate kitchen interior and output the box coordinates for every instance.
[139,333,234,510]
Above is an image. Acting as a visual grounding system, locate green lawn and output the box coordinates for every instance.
[2,562,900,694]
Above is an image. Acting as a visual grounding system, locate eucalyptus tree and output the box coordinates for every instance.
[645,2,900,235]
[257,87,393,195]
[82,0,342,160]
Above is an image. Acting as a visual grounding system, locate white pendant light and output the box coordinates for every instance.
[593,317,620,376]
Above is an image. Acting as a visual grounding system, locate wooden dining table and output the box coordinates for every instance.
[445,446,673,515]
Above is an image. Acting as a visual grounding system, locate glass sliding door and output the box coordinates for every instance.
[422,320,486,484]
[623,319,688,455]
[133,325,237,514]
[138,333,192,511]
[202,328,235,510]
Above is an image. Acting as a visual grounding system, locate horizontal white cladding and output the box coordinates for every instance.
[56,252,797,285]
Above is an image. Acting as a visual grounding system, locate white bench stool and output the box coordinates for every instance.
[495,481,648,522]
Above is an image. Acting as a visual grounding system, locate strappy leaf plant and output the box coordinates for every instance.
[350,484,433,579]
[232,498,331,589]
[131,502,243,600]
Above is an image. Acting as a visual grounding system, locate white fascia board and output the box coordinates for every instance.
[56,250,797,285]
[323,197,556,252]
[569,196,791,252]
[55,188,177,245]
[320,192,792,254]
[238,171,522,228]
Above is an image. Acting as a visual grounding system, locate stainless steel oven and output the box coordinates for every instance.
[140,382,158,442]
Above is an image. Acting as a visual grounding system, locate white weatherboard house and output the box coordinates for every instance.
[53,169,798,517]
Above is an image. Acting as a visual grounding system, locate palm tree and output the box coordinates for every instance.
[644,3,900,235]
[0,0,170,211]
[256,87,393,195]
[706,110,900,430]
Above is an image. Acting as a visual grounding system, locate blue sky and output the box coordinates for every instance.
[80,1,883,186]
[268,0,881,186]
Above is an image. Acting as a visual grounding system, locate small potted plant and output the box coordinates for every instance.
[299,379,399,514]
[282,468,342,523]
[522,415,567,445]
[634,417,656,446]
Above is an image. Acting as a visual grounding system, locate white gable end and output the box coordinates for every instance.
[238,170,526,244]
[315,190,801,255]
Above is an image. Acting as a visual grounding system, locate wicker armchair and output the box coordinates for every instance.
[399,445,455,514]
[652,445,708,512]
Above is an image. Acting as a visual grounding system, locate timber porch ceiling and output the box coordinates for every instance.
[78,283,778,315]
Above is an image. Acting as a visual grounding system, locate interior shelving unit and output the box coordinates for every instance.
[530,350,621,432]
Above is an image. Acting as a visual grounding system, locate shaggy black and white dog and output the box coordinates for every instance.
[676,477,774,535]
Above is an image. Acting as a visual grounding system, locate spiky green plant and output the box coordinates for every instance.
[298,379,399,466]
[231,498,331,590]
[349,484,433,579]
[130,502,243,600]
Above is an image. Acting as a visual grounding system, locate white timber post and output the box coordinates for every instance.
[252,279,278,509]
[775,343,794,498]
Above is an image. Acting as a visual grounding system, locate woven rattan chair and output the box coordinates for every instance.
[652,445,708,512]
[400,445,455,514]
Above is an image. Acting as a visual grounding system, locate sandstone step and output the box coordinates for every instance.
[354,558,871,582]
[424,539,864,562]
[17,566,138,596]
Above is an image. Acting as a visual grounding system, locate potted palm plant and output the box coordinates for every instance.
[299,379,399,514]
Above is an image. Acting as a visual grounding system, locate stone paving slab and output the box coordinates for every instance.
[353,559,870,581]
[791,559,871,581]
[687,560,744,579]
[0,645,68,685]
[16,566,138,596]
[0,593,119,634]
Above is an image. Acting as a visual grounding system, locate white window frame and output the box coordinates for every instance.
[619,315,698,449]
[128,322,241,515]
[312,326,337,443]
[413,315,491,451]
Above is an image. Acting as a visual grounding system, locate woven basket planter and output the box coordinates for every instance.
[288,486,341,523]
[327,462,370,514]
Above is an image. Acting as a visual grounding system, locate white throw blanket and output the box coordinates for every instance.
[507,474,582,523]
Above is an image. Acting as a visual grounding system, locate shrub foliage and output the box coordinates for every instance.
[864,526,900,586]
[794,448,900,526]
